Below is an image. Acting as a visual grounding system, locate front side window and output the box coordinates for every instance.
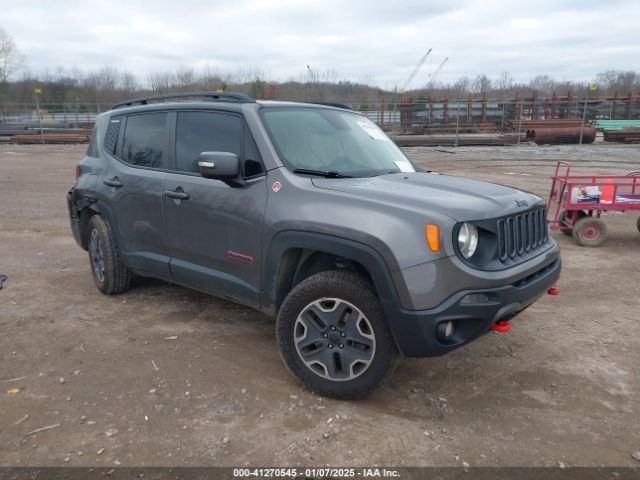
[175,111,243,174]
[260,108,415,177]
[121,112,167,168]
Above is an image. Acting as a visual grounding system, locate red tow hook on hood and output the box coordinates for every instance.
[491,321,512,333]
[547,287,560,296]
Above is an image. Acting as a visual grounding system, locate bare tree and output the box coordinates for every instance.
[175,65,195,89]
[121,71,138,93]
[595,70,618,93]
[615,71,637,94]
[495,71,514,99]
[450,76,472,97]
[147,70,175,93]
[198,65,223,90]
[529,74,555,94]
[472,74,492,94]
[0,27,25,82]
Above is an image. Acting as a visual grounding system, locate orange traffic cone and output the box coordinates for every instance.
[600,178,614,204]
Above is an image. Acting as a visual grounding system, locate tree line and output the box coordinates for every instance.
[1,26,639,110]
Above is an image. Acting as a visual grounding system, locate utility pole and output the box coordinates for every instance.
[517,101,524,147]
[455,102,460,147]
[34,86,45,145]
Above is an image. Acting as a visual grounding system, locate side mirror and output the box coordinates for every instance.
[197,152,242,184]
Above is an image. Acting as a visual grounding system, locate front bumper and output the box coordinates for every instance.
[384,256,561,357]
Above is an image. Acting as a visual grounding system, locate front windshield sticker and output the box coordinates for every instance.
[393,160,414,173]
[356,120,389,141]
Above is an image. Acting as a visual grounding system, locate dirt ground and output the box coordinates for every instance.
[0,143,638,467]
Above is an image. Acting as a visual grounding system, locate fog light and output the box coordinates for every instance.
[460,293,489,305]
[436,321,455,341]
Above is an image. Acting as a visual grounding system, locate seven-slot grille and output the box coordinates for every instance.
[497,207,548,262]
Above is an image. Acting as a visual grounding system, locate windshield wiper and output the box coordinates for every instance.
[293,168,353,178]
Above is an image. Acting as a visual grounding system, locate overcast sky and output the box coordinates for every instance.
[2,0,639,88]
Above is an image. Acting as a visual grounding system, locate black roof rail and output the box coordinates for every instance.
[112,91,255,110]
[309,101,353,110]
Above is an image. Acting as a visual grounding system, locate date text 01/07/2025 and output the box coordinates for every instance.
[232,467,401,478]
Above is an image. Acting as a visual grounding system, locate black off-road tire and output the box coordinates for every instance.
[87,215,132,295]
[276,270,398,399]
[572,216,608,247]
[637,216,640,233]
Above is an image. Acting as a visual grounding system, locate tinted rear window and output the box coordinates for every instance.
[121,113,167,168]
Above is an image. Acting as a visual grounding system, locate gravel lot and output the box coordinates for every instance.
[0,143,638,467]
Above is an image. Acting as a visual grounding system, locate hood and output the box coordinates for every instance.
[312,172,543,222]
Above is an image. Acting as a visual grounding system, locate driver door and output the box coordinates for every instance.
[162,110,267,308]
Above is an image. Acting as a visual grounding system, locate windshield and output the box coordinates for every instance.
[261,107,415,177]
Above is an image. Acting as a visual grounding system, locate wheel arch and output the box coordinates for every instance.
[262,231,405,317]
[72,193,121,253]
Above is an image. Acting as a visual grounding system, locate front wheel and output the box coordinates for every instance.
[276,270,397,399]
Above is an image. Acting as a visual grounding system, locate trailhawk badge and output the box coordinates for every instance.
[272,181,282,193]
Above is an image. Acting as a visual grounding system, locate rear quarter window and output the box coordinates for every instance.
[86,127,99,157]
[103,117,122,155]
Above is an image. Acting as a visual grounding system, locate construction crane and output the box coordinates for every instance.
[306,64,315,82]
[398,48,432,94]
[427,57,448,89]
[393,49,432,125]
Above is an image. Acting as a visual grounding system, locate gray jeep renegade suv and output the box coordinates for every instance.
[68,91,561,398]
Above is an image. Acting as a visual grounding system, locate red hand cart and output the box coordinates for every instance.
[547,161,640,246]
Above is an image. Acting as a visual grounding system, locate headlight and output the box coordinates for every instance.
[458,223,478,258]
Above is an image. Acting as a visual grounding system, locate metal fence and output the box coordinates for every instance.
[355,96,640,132]
[1,96,639,144]
[0,103,112,130]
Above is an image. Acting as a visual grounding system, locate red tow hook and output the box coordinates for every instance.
[547,287,560,296]
[491,321,512,333]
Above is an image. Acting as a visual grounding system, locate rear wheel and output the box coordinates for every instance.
[558,210,586,235]
[572,216,608,247]
[88,215,132,294]
[276,270,397,399]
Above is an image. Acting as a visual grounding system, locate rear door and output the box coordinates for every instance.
[100,111,171,280]
[162,110,267,307]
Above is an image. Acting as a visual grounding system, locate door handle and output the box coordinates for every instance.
[164,189,190,200]
[103,177,123,188]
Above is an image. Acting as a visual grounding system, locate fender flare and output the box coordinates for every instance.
[261,230,407,316]
[70,190,122,254]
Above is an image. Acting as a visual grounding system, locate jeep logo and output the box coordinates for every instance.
[515,199,529,208]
